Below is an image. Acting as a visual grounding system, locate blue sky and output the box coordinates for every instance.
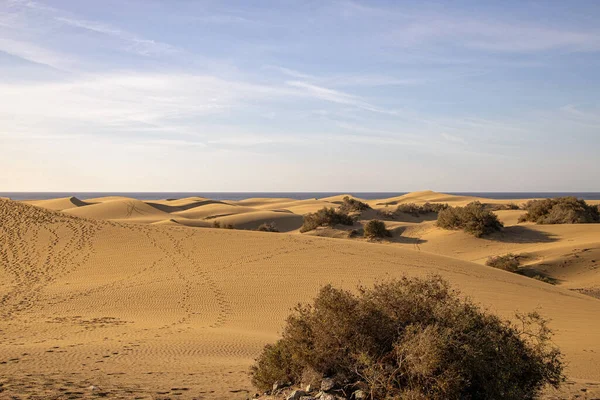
[1,0,599,191]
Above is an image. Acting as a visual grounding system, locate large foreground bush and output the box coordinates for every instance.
[300,207,354,233]
[518,197,600,224]
[251,276,563,399]
[437,201,503,237]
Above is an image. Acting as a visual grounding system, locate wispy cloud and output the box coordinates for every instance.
[287,81,398,115]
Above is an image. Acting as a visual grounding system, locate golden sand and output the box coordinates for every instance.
[1,192,599,398]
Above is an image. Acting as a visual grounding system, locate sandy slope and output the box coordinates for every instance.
[1,199,600,399]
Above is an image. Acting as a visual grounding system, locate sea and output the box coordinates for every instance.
[3,192,600,201]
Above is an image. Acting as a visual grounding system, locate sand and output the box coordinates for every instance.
[1,192,600,398]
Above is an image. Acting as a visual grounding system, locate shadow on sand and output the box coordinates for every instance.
[485,225,558,244]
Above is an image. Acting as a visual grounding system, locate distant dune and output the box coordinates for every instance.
[1,192,600,398]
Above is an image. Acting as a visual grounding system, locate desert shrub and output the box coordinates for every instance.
[437,202,503,237]
[257,222,279,232]
[339,196,371,213]
[251,276,563,399]
[489,203,521,211]
[486,253,520,272]
[363,220,391,239]
[224,223,234,229]
[212,220,221,228]
[300,207,354,233]
[519,197,600,224]
[396,202,448,217]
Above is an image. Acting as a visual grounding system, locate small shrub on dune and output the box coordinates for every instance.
[212,220,221,228]
[489,203,521,211]
[250,275,564,399]
[300,207,354,233]
[339,196,371,213]
[396,202,448,217]
[519,197,600,224]
[257,222,279,232]
[437,201,503,237]
[363,220,391,239]
[486,253,521,272]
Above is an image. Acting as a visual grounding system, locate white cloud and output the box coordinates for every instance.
[287,81,398,115]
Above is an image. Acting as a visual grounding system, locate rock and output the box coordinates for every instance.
[353,390,367,399]
[321,378,336,392]
[286,390,307,400]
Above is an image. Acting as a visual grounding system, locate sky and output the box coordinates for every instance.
[1,0,599,192]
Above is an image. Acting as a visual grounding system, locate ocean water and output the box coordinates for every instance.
[3,192,600,201]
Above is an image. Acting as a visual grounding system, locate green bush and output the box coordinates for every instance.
[257,222,279,232]
[518,197,600,224]
[300,207,354,233]
[339,196,371,213]
[251,275,563,399]
[437,202,503,237]
[363,220,391,239]
[486,253,520,272]
[396,202,448,217]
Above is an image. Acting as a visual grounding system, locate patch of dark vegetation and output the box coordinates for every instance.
[518,197,600,224]
[363,220,391,239]
[300,207,354,233]
[212,220,234,229]
[486,254,557,285]
[339,196,371,213]
[488,203,521,211]
[251,275,564,399]
[396,202,449,217]
[257,222,279,232]
[486,253,521,272]
[437,201,504,237]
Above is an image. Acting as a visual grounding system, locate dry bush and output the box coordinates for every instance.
[488,203,521,211]
[486,253,520,272]
[437,202,503,237]
[519,197,600,224]
[363,220,391,239]
[300,207,354,233]
[339,196,371,213]
[251,275,564,399]
[257,222,279,232]
[396,202,448,217]
[212,220,221,228]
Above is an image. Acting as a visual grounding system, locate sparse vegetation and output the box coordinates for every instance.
[251,275,564,399]
[486,253,521,272]
[518,197,600,224]
[437,201,503,237]
[300,207,354,233]
[396,202,449,217]
[363,220,391,239]
[212,220,234,229]
[486,254,557,285]
[339,196,371,213]
[257,222,279,232]
[488,203,521,211]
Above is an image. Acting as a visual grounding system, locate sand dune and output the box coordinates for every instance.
[63,198,171,223]
[26,196,91,211]
[3,192,600,398]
